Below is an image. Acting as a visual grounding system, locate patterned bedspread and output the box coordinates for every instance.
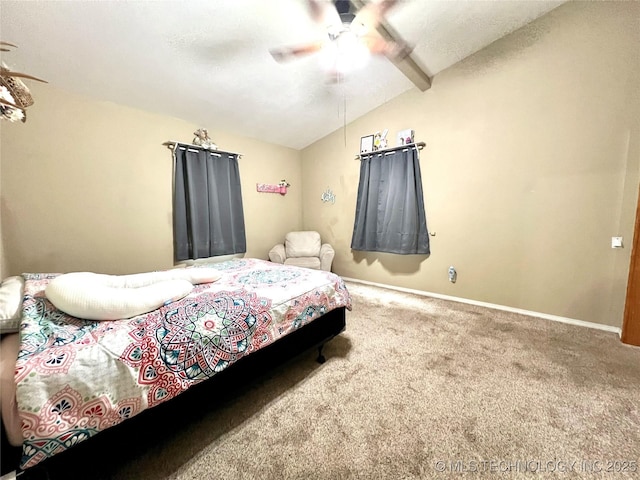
[15,259,351,469]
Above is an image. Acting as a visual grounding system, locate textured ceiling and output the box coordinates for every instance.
[0,0,565,149]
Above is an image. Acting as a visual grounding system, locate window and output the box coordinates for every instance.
[173,145,246,261]
[351,147,429,255]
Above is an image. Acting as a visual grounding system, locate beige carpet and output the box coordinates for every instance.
[44,281,640,479]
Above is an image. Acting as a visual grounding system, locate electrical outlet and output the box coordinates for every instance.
[448,266,457,283]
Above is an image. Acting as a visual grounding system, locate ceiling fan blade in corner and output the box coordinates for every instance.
[0,98,21,109]
[363,35,412,60]
[0,68,48,83]
[365,20,432,92]
[351,0,398,36]
[269,42,324,62]
[307,0,342,33]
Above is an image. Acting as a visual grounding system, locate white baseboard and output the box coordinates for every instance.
[341,276,622,337]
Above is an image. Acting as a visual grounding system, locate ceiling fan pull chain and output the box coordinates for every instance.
[342,76,347,147]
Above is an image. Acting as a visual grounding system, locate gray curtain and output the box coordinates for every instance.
[174,145,246,261]
[351,147,430,255]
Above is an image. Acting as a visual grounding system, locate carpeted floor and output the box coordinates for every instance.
[22,281,640,479]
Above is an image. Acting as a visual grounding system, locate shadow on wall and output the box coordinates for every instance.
[352,250,429,274]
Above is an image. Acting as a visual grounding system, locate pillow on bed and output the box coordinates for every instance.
[175,268,223,285]
[0,276,24,334]
[45,268,222,321]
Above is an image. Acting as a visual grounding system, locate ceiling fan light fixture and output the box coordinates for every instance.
[320,30,370,74]
[272,0,424,84]
[349,19,368,38]
[319,41,339,71]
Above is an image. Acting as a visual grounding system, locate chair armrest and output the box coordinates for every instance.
[319,243,335,272]
[268,244,286,264]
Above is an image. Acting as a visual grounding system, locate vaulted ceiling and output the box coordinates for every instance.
[1,0,565,149]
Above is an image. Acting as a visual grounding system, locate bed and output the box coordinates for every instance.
[0,258,351,475]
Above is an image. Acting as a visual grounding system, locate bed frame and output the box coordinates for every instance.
[1,306,347,479]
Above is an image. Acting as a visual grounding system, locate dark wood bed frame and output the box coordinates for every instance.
[1,307,347,479]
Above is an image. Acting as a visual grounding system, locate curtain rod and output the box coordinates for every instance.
[163,141,243,158]
[355,141,426,160]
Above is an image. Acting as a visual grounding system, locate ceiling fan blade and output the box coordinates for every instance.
[269,42,324,62]
[0,98,21,109]
[0,41,18,52]
[0,67,48,83]
[362,34,411,60]
[349,0,431,91]
[308,0,343,33]
[351,0,398,36]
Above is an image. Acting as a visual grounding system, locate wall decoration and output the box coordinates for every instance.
[396,129,415,146]
[257,180,290,195]
[321,187,336,204]
[373,129,389,151]
[360,134,374,154]
[192,128,218,150]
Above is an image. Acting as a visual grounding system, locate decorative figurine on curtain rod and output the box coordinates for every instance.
[373,129,388,151]
[192,128,218,151]
[396,128,415,146]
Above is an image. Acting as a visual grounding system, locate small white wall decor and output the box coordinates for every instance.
[321,187,336,204]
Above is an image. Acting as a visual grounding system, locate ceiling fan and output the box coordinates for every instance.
[0,41,48,122]
[270,0,431,90]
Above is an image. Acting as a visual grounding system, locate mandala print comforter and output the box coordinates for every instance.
[15,258,352,469]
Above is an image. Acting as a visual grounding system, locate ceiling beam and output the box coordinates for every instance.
[378,21,432,91]
[351,0,432,91]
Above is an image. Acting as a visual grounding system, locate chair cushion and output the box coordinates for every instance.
[285,231,321,258]
[284,257,321,270]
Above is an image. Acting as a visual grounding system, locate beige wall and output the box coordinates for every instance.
[0,163,5,279]
[301,1,640,328]
[0,83,302,276]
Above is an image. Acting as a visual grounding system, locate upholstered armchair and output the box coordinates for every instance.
[268,231,335,271]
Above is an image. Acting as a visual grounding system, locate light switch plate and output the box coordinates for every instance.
[611,236,623,248]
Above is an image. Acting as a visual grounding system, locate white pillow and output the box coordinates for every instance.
[45,268,222,321]
[174,268,223,285]
[0,276,24,334]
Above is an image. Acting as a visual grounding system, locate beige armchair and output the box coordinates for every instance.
[269,231,335,271]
